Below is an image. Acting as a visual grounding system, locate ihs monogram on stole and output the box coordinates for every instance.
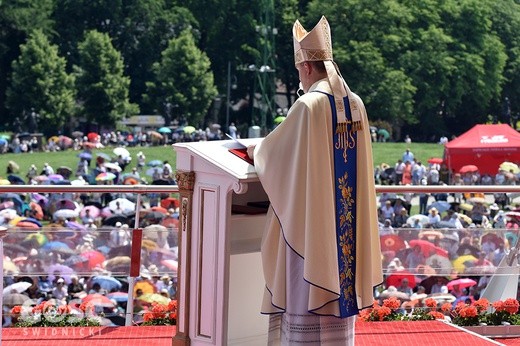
[335,120,356,163]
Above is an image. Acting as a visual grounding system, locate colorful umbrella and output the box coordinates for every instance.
[134,280,156,296]
[47,263,74,283]
[113,147,130,158]
[147,160,163,167]
[78,152,93,160]
[481,233,504,247]
[386,271,416,288]
[406,214,429,227]
[459,165,479,174]
[427,158,444,164]
[91,276,122,291]
[96,172,116,181]
[47,174,64,182]
[452,255,478,273]
[425,254,453,275]
[161,259,178,271]
[96,152,112,161]
[107,291,129,303]
[53,208,79,219]
[3,282,32,295]
[55,199,77,210]
[427,201,451,213]
[183,125,196,134]
[80,250,106,270]
[409,239,448,257]
[87,132,100,142]
[499,161,520,174]
[274,116,286,124]
[446,278,477,290]
[108,198,135,214]
[104,162,122,172]
[160,197,180,210]
[3,293,30,307]
[83,293,115,307]
[158,127,172,134]
[380,234,406,253]
[80,205,101,219]
[138,293,170,305]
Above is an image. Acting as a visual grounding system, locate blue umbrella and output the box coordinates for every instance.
[7,175,25,185]
[158,127,172,134]
[0,138,7,145]
[0,193,23,209]
[107,292,129,303]
[42,241,71,252]
[147,160,163,167]
[21,217,42,227]
[427,201,451,213]
[92,275,123,291]
[78,152,93,160]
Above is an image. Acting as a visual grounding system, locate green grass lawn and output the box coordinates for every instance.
[0,141,445,180]
[0,145,177,180]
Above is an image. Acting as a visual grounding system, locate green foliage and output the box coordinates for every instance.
[74,30,139,127]
[6,30,76,135]
[145,29,217,127]
[0,0,519,139]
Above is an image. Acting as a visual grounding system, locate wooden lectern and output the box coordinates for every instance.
[173,139,269,346]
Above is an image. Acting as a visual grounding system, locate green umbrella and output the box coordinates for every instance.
[377,128,390,139]
[274,116,286,124]
[183,125,196,134]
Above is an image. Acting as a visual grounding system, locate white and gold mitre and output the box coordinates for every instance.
[293,16,333,65]
[292,16,362,131]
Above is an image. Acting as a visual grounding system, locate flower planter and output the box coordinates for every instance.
[463,325,520,338]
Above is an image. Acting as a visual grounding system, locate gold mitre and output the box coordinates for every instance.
[293,16,332,65]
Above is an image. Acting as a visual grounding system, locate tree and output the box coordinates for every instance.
[0,0,54,130]
[144,29,217,127]
[74,30,139,127]
[52,0,196,113]
[5,29,75,135]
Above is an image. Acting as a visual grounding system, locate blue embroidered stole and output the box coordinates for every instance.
[315,91,359,318]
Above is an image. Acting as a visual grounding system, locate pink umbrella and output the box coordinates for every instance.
[161,259,178,271]
[446,278,477,290]
[101,207,113,218]
[80,205,101,219]
[55,199,76,210]
[0,201,14,210]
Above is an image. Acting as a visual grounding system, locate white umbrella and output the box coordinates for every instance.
[143,224,168,240]
[425,254,453,275]
[113,147,130,158]
[54,209,79,219]
[406,214,429,227]
[108,198,136,214]
[3,281,31,295]
[104,162,122,172]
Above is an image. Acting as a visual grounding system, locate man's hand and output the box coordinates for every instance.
[246,145,256,159]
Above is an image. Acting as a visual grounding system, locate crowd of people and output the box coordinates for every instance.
[375,147,520,312]
[0,139,181,327]
[0,124,226,156]
[2,130,520,327]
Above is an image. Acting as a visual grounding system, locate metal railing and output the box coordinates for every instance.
[1,183,520,330]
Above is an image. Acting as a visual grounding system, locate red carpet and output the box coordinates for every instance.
[2,322,519,345]
[356,321,504,346]
[2,326,176,346]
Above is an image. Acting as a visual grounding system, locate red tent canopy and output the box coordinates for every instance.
[444,124,520,175]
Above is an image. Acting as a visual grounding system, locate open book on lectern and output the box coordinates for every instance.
[226,134,255,165]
